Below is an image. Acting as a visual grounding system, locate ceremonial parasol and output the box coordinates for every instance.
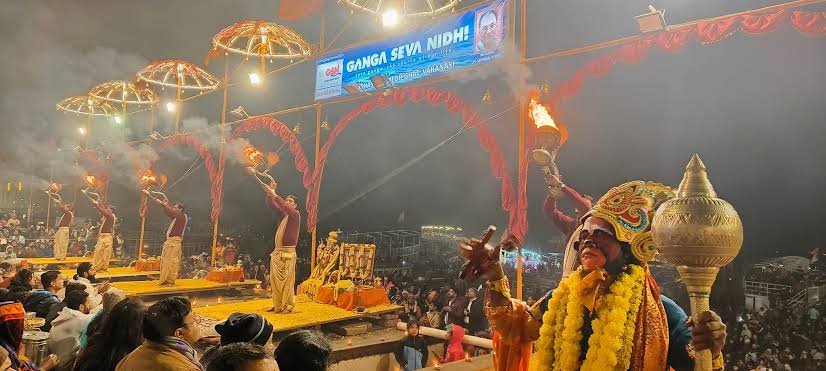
[136,59,220,133]
[57,96,119,149]
[206,20,313,75]
[88,80,158,140]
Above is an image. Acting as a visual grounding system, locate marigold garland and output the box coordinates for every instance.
[532,265,646,371]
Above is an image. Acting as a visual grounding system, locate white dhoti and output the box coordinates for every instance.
[92,233,113,271]
[159,236,183,285]
[270,217,296,312]
[53,227,69,260]
[270,247,297,312]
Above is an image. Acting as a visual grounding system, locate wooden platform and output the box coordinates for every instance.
[194,297,402,333]
[39,267,160,282]
[113,279,261,298]
[17,257,122,267]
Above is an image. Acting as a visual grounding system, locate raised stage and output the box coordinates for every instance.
[112,278,261,298]
[54,267,159,281]
[194,296,402,333]
[15,257,123,268]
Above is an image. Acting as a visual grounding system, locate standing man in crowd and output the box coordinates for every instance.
[144,191,188,286]
[442,287,466,327]
[46,192,73,260]
[259,182,300,313]
[82,189,116,272]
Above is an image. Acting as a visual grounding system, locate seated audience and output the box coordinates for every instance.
[24,270,64,319]
[6,269,34,303]
[115,297,202,371]
[44,282,86,332]
[274,330,331,371]
[0,300,58,370]
[80,290,126,348]
[205,343,278,371]
[49,289,94,363]
[73,297,146,371]
[201,312,274,366]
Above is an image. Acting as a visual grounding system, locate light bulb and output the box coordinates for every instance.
[382,9,400,28]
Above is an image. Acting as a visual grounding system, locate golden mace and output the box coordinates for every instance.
[652,154,743,371]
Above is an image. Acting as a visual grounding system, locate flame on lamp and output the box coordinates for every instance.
[243,145,264,167]
[140,169,157,187]
[84,175,97,188]
[49,183,63,192]
[528,96,558,130]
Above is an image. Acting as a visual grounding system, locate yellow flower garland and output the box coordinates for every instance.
[532,265,646,371]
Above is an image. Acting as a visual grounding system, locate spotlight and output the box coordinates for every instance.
[382,9,400,28]
[114,115,123,124]
[248,73,261,86]
[166,101,176,112]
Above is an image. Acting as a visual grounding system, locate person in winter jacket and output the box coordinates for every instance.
[23,270,64,318]
[395,320,429,371]
[48,289,95,362]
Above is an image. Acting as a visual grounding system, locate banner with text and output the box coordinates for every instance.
[314,0,506,101]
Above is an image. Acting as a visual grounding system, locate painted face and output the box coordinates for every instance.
[576,217,622,272]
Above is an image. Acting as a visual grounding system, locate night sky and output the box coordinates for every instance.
[0,0,824,262]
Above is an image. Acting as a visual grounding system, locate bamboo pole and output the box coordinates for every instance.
[138,215,146,259]
[45,165,53,229]
[211,57,230,267]
[310,5,326,274]
[514,0,528,301]
[174,83,182,134]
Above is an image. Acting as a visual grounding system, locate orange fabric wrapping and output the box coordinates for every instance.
[489,302,534,371]
[135,260,160,271]
[315,286,335,304]
[206,270,244,283]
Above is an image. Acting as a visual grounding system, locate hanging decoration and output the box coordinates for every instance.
[305,86,519,241]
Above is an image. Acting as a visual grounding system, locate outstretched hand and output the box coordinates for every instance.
[458,229,520,281]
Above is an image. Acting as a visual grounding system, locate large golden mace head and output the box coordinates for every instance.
[652,153,743,370]
[652,153,743,270]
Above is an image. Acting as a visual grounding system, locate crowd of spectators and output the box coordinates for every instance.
[0,211,125,260]
[0,263,333,371]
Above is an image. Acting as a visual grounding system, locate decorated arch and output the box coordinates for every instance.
[306,86,522,240]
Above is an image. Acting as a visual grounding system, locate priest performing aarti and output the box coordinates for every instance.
[45,183,72,260]
[143,189,188,286]
[244,146,301,313]
[81,181,117,272]
[459,181,729,371]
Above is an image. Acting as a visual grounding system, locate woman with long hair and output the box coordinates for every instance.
[6,269,34,303]
[72,297,146,371]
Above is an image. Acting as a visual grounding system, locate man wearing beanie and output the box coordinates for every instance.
[200,312,274,367]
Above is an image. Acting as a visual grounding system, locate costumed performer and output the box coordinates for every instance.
[460,181,728,371]
[258,181,300,313]
[46,191,73,261]
[82,189,116,272]
[144,190,187,286]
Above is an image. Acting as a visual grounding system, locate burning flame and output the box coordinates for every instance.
[84,175,97,188]
[529,97,558,130]
[140,169,157,185]
[49,183,62,192]
[243,145,264,167]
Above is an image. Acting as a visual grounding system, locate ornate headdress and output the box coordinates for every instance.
[581,180,674,263]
